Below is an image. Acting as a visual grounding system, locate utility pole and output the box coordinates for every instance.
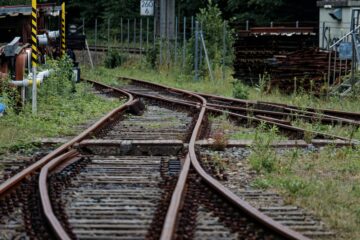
[158,0,175,39]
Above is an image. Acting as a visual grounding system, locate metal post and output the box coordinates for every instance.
[351,34,356,91]
[121,18,123,48]
[246,20,249,31]
[134,18,137,49]
[82,18,85,35]
[222,21,227,81]
[153,17,156,47]
[200,32,214,81]
[147,17,149,49]
[127,19,130,53]
[95,18,98,64]
[194,21,199,81]
[327,50,332,91]
[140,18,143,56]
[191,16,194,36]
[183,16,186,68]
[160,37,163,65]
[61,2,66,56]
[160,0,166,38]
[108,18,110,50]
[333,46,337,84]
[31,0,38,114]
[296,20,299,28]
[270,21,273,28]
[174,16,178,65]
[199,22,203,69]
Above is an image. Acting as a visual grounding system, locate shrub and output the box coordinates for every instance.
[232,81,249,99]
[104,50,128,69]
[146,44,158,69]
[249,123,279,173]
[40,55,74,97]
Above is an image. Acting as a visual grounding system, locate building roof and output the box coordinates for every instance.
[0,4,61,17]
[317,0,360,7]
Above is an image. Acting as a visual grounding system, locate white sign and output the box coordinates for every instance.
[141,0,154,16]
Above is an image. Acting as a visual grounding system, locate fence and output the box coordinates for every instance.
[79,16,230,81]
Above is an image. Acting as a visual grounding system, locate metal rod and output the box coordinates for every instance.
[183,16,186,68]
[95,18,97,65]
[134,18,137,49]
[82,18,85,35]
[222,21,227,81]
[140,18,143,56]
[147,17,149,49]
[108,18,110,50]
[127,19,130,53]
[199,21,203,68]
[327,50,332,91]
[121,18,123,48]
[200,31,214,81]
[333,46,337,84]
[191,16,194,36]
[194,21,199,81]
[175,16,178,65]
[153,16,156,47]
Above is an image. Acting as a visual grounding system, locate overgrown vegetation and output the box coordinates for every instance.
[232,80,249,99]
[251,146,360,240]
[248,123,280,173]
[0,57,120,152]
[104,50,128,69]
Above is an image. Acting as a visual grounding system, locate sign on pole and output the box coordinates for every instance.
[141,0,154,16]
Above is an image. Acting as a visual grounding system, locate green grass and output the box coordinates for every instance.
[81,61,235,96]
[81,62,360,114]
[251,146,360,240]
[0,82,121,153]
[292,119,360,140]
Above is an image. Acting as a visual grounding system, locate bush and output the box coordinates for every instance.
[184,2,234,76]
[40,56,74,97]
[232,81,249,99]
[104,50,128,69]
[146,44,158,69]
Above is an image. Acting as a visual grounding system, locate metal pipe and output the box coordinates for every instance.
[11,70,52,87]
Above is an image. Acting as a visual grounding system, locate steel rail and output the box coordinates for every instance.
[0,81,134,197]
[118,80,354,142]
[119,76,360,123]
[36,81,138,239]
[39,150,79,240]
[157,86,310,239]
[116,76,310,239]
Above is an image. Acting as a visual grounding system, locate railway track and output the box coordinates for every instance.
[0,77,357,239]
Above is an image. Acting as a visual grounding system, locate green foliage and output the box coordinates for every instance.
[232,80,249,99]
[146,44,159,69]
[0,76,20,113]
[104,50,128,69]
[0,58,121,152]
[249,123,279,173]
[40,56,75,98]
[184,2,234,78]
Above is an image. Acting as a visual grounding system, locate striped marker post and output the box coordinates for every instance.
[31,0,38,114]
[61,2,66,56]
